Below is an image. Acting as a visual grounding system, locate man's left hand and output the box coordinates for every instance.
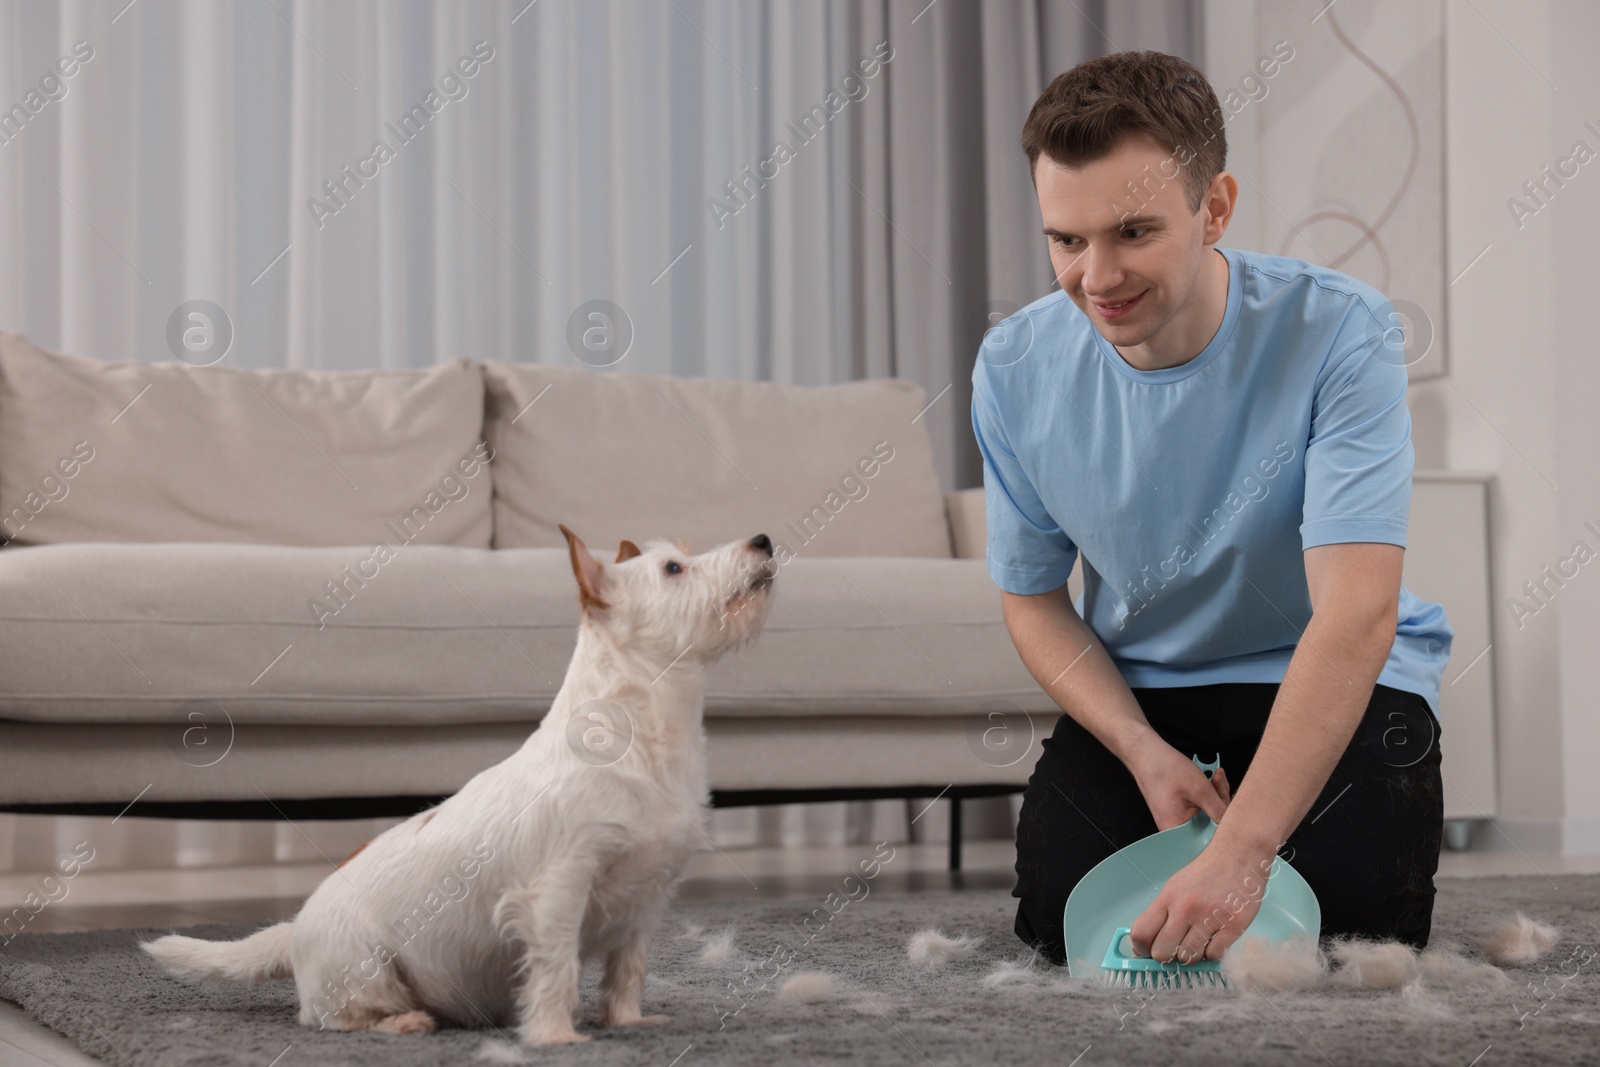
[1126,835,1278,964]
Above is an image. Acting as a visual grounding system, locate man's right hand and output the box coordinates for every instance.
[1127,733,1231,831]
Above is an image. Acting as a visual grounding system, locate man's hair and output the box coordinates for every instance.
[1020,50,1225,216]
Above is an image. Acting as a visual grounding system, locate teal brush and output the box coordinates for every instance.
[1098,925,1226,989]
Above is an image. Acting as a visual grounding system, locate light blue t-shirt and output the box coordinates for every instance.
[971,245,1453,720]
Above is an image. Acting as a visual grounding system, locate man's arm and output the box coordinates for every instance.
[1128,539,1404,964]
[1000,582,1150,765]
[1206,540,1403,861]
[1001,582,1230,830]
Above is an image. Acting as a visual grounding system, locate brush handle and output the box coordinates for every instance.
[1189,753,1223,830]
[1101,926,1223,973]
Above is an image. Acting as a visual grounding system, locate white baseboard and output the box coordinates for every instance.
[1561,817,1600,856]
[1468,815,1600,856]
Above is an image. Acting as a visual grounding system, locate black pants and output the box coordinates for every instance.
[1012,683,1443,964]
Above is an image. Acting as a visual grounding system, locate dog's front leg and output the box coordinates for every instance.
[495,861,597,1046]
[598,902,670,1028]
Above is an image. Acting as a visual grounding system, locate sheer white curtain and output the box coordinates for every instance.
[0,0,1201,873]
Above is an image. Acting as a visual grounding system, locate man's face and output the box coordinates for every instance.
[1034,131,1223,354]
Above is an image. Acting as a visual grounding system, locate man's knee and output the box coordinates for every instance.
[1320,886,1436,951]
[1014,897,1066,966]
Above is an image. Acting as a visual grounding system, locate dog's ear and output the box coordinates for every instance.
[616,540,642,563]
[559,524,609,612]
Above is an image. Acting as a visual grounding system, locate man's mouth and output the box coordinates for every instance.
[1091,291,1145,320]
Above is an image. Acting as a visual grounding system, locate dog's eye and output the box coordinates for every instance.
[664,561,682,576]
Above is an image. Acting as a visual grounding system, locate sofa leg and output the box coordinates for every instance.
[948,796,962,871]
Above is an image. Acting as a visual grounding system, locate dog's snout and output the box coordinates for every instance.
[749,533,773,558]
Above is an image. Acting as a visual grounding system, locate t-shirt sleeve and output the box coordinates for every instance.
[971,365,1079,594]
[1299,298,1414,550]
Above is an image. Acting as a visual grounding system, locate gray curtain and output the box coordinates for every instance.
[0,0,1203,869]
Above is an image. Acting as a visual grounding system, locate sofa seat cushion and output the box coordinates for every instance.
[0,543,1053,726]
[0,717,1051,805]
[482,362,954,559]
[0,332,492,548]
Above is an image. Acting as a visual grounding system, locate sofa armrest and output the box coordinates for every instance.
[945,487,986,560]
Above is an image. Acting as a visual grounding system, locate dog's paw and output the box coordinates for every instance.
[373,1011,437,1034]
[521,1025,590,1046]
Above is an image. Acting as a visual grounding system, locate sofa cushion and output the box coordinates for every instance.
[0,332,492,548]
[0,542,1054,727]
[482,362,953,558]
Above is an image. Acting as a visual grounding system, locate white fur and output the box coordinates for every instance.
[1399,977,1453,1017]
[142,921,293,987]
[1329,939,1421,989]
[1418,938,1512,990]
[143,530,777,1046]
[474,1038,526,1063]
[906,928,984,969]
[1212,935,1514,997]
[696,929,737,965]
[1219,934,1326,993]
[1474,912,1560,966]
[777,971,839,1003]
[981,959,1045,990]
[979,951,1083,993]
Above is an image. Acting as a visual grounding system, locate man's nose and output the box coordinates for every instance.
[1077,245,1124,295]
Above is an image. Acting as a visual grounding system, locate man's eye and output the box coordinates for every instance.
[665,561,682,575]
[1051,230,1146,247]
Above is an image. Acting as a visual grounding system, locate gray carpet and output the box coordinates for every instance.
[2,875,1598,1066]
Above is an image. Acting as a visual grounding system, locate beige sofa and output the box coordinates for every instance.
[0,332,1058,862]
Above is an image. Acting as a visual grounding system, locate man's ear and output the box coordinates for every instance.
[559,524,609,612]
[616,540,642,562]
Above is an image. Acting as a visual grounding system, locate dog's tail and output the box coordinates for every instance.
[142,921,294,986]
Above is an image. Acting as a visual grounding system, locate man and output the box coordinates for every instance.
[972,50,1453,970]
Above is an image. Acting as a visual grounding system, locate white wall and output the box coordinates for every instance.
[1548,0,1600,852]
[1207,0,1599,852]
[1427,0,1600,852]
[1425,0,1561,837]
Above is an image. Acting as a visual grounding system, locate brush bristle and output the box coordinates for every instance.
[1103,969,1227,990]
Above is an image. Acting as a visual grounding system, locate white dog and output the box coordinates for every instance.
[145,525,777,1045]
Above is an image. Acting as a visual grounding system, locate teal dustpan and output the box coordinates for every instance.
[1062,755,1321,988]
